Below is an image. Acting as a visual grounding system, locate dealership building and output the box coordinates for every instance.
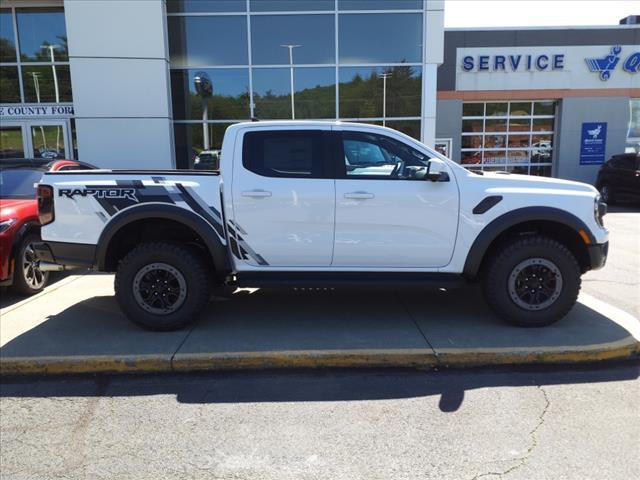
[0,0,638,185]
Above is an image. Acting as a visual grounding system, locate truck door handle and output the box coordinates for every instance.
[241,189,272,198]
[344,191,375,200]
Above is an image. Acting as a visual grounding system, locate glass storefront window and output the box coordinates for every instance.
[22,65,72,103]
[174,122,233,169]
[0,9,17,62]
[168,16,248,66]
[462,103,483,117]
[251,0,335,11]
[339,1,423,9]
[16,8,68,62]
[352,120,421,140]
[294,67,335,118]
[461,101,556,175]
[0,126,25,159]
[252,68,292,119]
[251,15,335,65]
[339,13,422,64]
[167,0,246,13]
[0,66,20,103]
[485,102,508,116]
[170,68,250,120]
[509,102,532,116]
[30,125,65,159]
[339,66,421,118]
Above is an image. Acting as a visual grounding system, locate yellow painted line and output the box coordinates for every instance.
[0,354,171,376]
[171,349,439,371]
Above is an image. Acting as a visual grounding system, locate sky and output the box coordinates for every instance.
[444,1,638,28]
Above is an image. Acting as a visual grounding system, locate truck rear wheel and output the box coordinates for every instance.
[482,235,581,327]
[114,242,210,331]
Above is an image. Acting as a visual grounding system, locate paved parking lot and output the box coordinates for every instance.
[582,205,640,319]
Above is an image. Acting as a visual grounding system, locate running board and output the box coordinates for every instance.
[235,272,467,289]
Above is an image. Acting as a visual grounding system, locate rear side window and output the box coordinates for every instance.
[242,130,328,178]
[242,130,329,178]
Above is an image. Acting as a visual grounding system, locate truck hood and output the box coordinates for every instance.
[479,172,598,194]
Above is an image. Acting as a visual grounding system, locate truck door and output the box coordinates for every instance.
[230,128,335,267]
[332,128,459,268]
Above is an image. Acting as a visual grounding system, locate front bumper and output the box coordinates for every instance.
[587,241,609,271]
[33,241,96,269]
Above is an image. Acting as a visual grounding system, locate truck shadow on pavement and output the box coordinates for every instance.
[1,363,639,414]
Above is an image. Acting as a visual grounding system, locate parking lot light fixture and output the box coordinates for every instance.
[280,44,301,119]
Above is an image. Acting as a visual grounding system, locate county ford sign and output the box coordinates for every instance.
[456,45,640,91]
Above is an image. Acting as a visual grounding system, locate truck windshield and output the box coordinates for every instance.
[0,168,43,199]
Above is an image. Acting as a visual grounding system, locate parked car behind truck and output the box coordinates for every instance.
[35,121,609,330]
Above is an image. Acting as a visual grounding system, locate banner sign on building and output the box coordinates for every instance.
[0,105,75,118]
[579,122,608,165]
[456,45,640,91]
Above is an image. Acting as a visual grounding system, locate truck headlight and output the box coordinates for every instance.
[0,218,17,233]
[594,194,607,227]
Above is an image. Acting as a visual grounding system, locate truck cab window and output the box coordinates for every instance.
[243,130,328,178]
[341,131,432,180]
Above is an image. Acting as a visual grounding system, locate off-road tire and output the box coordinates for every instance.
[115,242,210,331]
[482,235,581,327]
[12,234,49,295]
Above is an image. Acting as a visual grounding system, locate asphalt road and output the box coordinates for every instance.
[582,204,640,319]
[1,365,639,480]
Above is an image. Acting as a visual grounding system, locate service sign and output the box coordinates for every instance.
[579,122,608,165]
[456,45,640,91]
[0,104,75,118]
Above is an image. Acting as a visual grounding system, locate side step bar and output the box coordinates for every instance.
[235,272,468,289]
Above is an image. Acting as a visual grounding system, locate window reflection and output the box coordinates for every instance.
[251,15,334,65]
[0,10,17,62]
[171,69,250,120]
[0,66,20,103]
[339,66,421,118]
[174,123,232,169]
[354,120,421,140]
[250,0,334,11]
[168,16,248,66]
[16,8,68,62]
[339,13,422,64]
[22,65,72,103]
[252,67,336,119]
[31,125,65,159]
[339,0,423,9]
[0,126,25,159]
[167,0,246,13]
[294,68,335,118]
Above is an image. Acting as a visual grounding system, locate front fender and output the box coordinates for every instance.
[463,206,596,277]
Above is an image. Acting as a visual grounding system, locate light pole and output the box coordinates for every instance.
[194,72,213,151]
[378,72,392,126]
[41,44,60,103]
[30,72,47,149]
[280,44,301,119]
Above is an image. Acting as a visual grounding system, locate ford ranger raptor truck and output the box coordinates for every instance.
[35,121,609,330]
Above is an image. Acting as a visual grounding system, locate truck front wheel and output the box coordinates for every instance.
[482,236,581,327]
[114,242,210,331]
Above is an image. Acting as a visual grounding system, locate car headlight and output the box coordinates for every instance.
[594,194,607,227]
[0,218,17,233]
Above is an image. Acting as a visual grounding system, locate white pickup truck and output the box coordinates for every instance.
[35,121,609,330]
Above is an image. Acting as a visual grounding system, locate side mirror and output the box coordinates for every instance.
[425,158,450,182]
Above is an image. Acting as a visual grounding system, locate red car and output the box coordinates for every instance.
[0,159,93,294]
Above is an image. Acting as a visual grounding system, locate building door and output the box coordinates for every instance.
[0,121,72,160]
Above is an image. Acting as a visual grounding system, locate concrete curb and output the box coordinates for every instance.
[2,341,639,376]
